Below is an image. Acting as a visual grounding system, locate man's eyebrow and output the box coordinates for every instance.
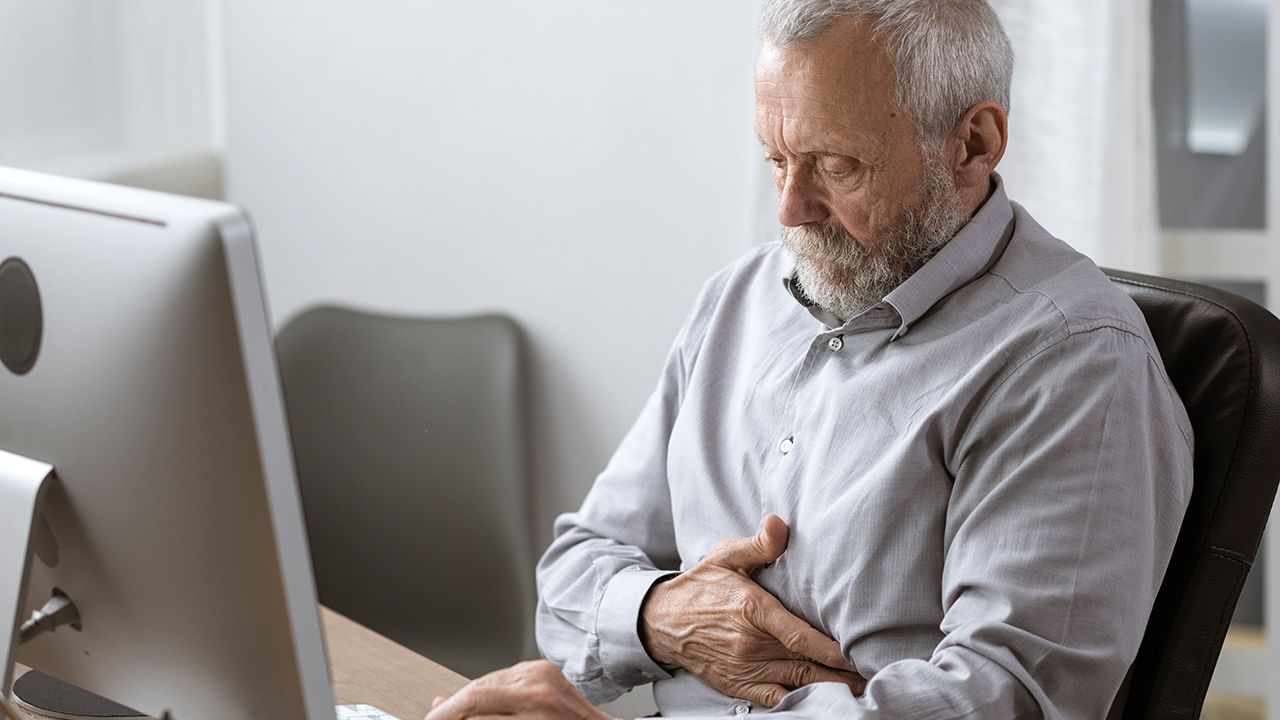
[754,128,875,160]
[753,138,858,160]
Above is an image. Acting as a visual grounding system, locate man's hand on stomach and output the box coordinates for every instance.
[639,514,867,707]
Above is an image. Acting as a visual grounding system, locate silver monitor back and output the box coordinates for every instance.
[0,166,333,720]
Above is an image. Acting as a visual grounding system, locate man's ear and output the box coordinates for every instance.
[946,100,1008,191]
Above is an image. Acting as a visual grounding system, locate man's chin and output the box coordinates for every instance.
[791,256,839,280]
[791,269,858,318]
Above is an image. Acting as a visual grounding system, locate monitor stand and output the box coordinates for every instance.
[1,448,55,701]
[0,452,155,720]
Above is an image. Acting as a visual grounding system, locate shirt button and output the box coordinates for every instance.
[779,437,794,454]
[828,336,843,351]
[735,703,751,714]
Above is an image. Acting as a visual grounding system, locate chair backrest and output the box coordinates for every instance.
[276,306,535,680]
[1104,270,1280,719]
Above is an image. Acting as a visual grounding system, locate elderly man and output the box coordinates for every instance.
[426,0,1193,718]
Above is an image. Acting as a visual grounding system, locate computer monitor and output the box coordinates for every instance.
[0,166,333,719]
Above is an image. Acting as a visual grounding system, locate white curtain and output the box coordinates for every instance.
[990,0,1160,273]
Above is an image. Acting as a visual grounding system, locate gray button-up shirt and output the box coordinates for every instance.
[536,179,1193,719]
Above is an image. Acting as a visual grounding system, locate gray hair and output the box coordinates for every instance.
[758,0,1014,146]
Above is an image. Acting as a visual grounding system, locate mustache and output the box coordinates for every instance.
[779,175,969,321]
[782,221,891,271]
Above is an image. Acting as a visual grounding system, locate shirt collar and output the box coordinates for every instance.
[782,173,1015,338]
[883,174,1014,338]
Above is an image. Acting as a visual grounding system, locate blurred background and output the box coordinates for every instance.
[1,0,1276,717]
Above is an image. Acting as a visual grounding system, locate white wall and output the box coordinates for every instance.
[223,1,764,548]
[0,0,214,181]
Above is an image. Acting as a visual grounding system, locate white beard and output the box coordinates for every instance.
[782,156,971,322]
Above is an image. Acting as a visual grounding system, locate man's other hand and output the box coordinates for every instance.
[639,514,866,707]
[424,660,617,720]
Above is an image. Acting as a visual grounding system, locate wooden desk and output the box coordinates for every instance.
[8,607,472,720]
[323,606,470,720]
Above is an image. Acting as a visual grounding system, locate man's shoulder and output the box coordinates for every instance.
[943,203,1190,448]
[983,202,1152,343]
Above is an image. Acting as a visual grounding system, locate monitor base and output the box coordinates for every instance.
[10,672,143,720]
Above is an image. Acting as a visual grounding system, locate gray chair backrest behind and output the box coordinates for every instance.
[277,306,535,680]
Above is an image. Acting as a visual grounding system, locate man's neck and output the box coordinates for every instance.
[959,175,999,219]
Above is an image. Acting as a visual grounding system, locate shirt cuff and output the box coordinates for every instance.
[596,568,678,686]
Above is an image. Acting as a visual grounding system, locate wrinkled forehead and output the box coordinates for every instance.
[753,22,904,152]
[753,20,899,126]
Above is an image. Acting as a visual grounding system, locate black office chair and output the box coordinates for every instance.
[1103,270,1280,719]
[276,307,536,680]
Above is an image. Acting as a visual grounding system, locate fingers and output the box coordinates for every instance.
[424,660,615,720]
[733,660,866,707]
[771,660,867,694]
[645,515,866,709]
[750,593,858,672]
[737,681,792,708]
[426,664,539,720]
[760,514,789,555]
[705,514,790,574]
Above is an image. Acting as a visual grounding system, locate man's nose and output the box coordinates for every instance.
[777,170,828,227]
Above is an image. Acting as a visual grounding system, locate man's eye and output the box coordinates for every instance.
[819,160,857,177]
[765,156,786,169]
